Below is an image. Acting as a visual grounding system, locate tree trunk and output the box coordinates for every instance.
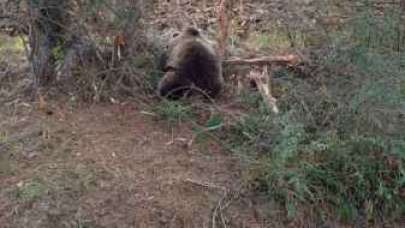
[26,0,70,87]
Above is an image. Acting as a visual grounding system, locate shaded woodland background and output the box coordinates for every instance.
[0,0,404,227]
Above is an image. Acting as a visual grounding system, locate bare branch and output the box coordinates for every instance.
[223,54,300,66]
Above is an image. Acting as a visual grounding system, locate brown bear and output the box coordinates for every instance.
[158,27,223,99]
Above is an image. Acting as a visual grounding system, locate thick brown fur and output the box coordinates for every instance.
[158,27,223,99]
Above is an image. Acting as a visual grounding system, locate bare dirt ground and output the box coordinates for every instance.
[0,95,266,227]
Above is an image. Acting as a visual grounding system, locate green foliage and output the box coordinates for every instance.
[204,114,224,130]
[0,35,24,52]
[249,30,293,50]
[239,89,262,108]
[0,131,16,175]
[52,44,65,66]
[14,178,47,202]
[229,109,405,222]
[192,113,224,143]
[226,3,405,223]
[154,100,193,124]
[142,45,167,92]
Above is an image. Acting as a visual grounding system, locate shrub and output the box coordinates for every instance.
[225,3,405,223]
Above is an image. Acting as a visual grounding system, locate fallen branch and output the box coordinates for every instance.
[223,54,300,66]
[184,178,227,192]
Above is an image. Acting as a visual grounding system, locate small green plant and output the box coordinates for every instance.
[192,113,224,143]
[75,220,93,228]
[256,33,271,49]
[154,100,193,124]
[239,89,262,108]
[248,30,296,51]
[15,178,47,202]
[0,35,25,52]
[0,131,16,175]
[0,131,7,143]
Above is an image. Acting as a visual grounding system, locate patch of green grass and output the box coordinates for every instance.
[14,178,47,202]
[255,32,291,50]
[0,35,25,53]
[0,131,16,175]
[239,89,262,108]
[0,153,15,176]
[0,131,7,142]
[42,163,101,195]
[0,155,15,176]
[225,108,275,160]
[192,113,224,143]
[6,162,102,227]
[154,100,193,124]
[75,220,94,228]
[255,33,272,49]
[227,106,405,222]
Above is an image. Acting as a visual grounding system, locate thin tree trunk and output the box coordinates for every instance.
[26,0,70,87]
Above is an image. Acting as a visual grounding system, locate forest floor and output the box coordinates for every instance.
[0,33,270,227]
[0,95,264,228]
[0,1,276,223]
[2,1,403,227]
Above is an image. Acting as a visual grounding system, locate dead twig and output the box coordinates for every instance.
[212,189,241,228]
[212,191,229,228]
[184,178,227,192]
